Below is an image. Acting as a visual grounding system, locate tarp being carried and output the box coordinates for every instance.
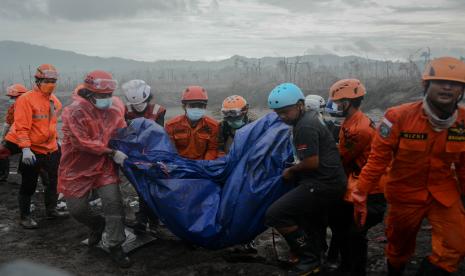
[111,113,293,249]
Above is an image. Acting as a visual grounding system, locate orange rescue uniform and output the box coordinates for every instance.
[358,101,465,272]
[338,110,382,201]
[5,87,61,154]
[165,114,219,160]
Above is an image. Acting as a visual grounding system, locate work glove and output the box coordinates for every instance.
[22,147,36,166]
[352,186,368,228]
[112,150,128,166]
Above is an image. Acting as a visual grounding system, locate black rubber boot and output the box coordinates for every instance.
[43,174,58,216]
[415,258,450,276]
[387,261,405,276]
[109,245,133,268]
[88,216,105,247]
[284,229,321,276]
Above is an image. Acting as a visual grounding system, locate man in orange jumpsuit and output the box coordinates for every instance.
[165,86,219,160]
[327,79,386,276]
[353,57,465,275]
[0,84,28,181]
[3,64,68,229]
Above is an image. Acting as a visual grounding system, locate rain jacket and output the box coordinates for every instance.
[358,101,465,206]
[339,110,382,201]
[5,87,61,154]
[165,114,219,160]
[57,90,126,197]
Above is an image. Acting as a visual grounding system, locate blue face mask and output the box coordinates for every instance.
[227,118,246,129]
[94,98,113,110]
[8,99,15,105]
[186,108,206,121]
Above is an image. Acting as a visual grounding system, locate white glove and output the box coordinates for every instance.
[22,148,36,166]
[112,150,128,166]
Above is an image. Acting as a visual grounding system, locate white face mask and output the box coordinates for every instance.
[133,102,147,112]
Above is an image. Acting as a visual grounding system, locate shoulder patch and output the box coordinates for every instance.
[378,117,392,138]
[448,126,465,141]
[296,144,308,151]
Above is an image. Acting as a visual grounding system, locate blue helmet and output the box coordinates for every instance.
[268,83,305,109]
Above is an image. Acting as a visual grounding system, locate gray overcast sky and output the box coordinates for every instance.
[1,0,464,61]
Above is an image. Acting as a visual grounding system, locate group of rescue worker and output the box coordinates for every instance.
[0,56,464,275]
[0,65,254,268]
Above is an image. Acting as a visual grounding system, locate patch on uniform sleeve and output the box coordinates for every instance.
[296,144,308,151]
[378,117,392,138]
[448,126,465,141]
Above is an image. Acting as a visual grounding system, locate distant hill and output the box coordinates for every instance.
[0,40,413,83]
[0,40,426,111]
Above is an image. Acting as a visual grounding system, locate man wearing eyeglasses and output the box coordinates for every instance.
[3,64,68,229]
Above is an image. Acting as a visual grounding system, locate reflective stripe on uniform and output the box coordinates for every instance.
[152,104,161,115]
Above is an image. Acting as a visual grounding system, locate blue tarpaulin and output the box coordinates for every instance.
[110,112,293,249]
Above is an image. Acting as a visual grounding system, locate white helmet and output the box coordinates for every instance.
[122,80,151,105]
[305,94,325,112]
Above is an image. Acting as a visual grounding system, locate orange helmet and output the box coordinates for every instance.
[35,64,58,79]
[83,70,118,94]
[181,86,208,103]
[7,84,28,97]
[329,79,366,101]
[221,95,248,118]
[422,57,465,84]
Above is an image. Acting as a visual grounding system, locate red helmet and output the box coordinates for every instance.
[7,84,28,97]
[83,70,118,94]
[329,79,366,101]
[181,86,208,103]
[35,64,58,80]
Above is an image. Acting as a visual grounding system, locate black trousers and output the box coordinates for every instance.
[4,141,60,216]
[328,193,386,276]
[265,183,341,260]
[136,196,159,225]
[0,157,9,181]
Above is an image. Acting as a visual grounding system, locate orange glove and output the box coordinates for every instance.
[352,187,368,228]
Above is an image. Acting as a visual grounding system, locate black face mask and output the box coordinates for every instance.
[336,101,350,117]
[426,93,461,119]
